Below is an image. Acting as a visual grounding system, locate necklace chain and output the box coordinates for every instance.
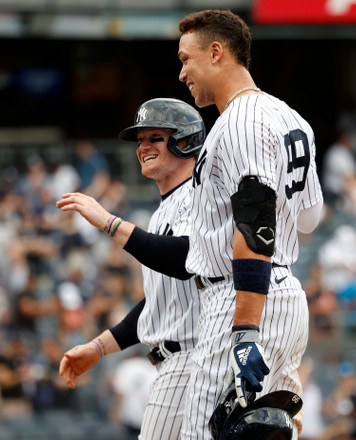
[224,86,261,111]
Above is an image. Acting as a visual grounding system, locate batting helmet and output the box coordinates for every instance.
[209,383,303,440]
[119,98,205,159]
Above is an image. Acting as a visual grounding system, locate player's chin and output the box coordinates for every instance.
[194,94,212,109]
[141,162,157,178]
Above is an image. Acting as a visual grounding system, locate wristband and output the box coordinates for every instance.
[110,217,123,237]
[232,328,260,345]
[103,215,116,233]
[232,258,271,294]
[232,324,260,333]
[92,339,104,358]
[103,215,123,237]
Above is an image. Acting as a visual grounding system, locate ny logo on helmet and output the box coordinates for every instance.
[136,107,148,122]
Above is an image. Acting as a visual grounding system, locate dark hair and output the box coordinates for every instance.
[179,9,252,69]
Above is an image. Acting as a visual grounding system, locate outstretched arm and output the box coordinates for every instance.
[56,192,191,279]
[59,298,145,388]
[59,329,119,389]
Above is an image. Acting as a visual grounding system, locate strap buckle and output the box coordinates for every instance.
[147,347,163,366]
[147,341,181,365]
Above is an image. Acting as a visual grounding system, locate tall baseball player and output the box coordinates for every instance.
[176,9,324,440]
[57,98,206,440]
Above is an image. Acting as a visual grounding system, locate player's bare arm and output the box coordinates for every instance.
[56,192,191,280]
[59,297,144,389]
[59,329,120,389]
[56,192,135,248]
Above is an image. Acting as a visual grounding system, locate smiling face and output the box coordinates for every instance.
[136,127,195,194]
[178,31,216,109]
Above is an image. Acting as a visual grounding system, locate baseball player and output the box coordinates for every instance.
[57,98,206,440]
[176,9,324,440]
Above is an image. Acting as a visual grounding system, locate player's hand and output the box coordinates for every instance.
[56,192,111,231]
[229,327,270,408]
[59,342,101,389]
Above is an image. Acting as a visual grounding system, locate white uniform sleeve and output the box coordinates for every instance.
[297,200,323,234]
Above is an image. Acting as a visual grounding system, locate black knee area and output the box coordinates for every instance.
[231,176,276,257]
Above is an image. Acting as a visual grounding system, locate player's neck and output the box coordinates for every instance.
[217,68,255,113]
[156,163,194,195]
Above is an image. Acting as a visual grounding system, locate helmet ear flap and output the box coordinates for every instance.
[168,130,205,159]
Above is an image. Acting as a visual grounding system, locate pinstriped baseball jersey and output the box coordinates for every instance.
[137,178,200,349]
[186,92,323,277]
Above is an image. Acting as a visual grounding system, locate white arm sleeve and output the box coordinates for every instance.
[297,200,324,234]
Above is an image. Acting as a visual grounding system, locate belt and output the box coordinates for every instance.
[147,341,181,366]
[272,263,288,269]
[194,275,225,290]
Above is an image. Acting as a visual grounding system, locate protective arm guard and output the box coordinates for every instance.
[231,176,277,257]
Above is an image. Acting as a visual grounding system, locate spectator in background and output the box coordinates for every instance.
[0,139,143,431]
[72,139,110,198]
[0,334,33,419]
[46,153,81,202]
[109,350,157,439]
[318,225,356,296]
[322,113,356,207]
[299,357,325,440]
[13,272,59,343]
[342,174,356,219]
[2,239,31,297]
[303,263,338,341]
[0,287,11,332]
[15,154,50,214]
[323,362,356,440]
[88,266,132,333]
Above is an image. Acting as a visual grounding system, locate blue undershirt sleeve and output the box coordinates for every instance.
[109,298,145,349]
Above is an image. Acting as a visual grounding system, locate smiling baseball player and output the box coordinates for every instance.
[57,98,206,440]
[176,10,324,440]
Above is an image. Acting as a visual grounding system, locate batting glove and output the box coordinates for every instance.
[230,326,270,408]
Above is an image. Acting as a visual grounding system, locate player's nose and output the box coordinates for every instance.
[179,67,186,83]
[137,141,153,158]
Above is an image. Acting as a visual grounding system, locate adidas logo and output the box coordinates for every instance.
[237,346,252,366]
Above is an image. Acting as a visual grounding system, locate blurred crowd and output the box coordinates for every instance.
[298,111,356,440]
[0,113,356,439]
[0,139,156,439]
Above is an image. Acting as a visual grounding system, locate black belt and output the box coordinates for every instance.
[194,275,225,290]
[147,341,181,366]
[272,263,288,269]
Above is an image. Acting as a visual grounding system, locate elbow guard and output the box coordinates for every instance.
[231,176,276,257]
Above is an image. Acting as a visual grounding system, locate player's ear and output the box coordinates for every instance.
[210,41,223,63]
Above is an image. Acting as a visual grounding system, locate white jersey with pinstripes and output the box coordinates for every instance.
[186,92,323,277]
[137,178,200,350]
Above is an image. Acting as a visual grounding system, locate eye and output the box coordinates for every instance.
[181,57,188,65]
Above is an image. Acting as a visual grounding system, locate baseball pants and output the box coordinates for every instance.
[181,268,309,440]
[139,351,194,440]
